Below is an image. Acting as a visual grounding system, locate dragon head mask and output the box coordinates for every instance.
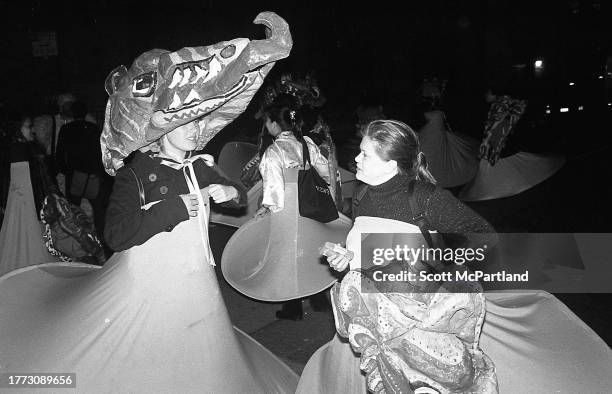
[101,12,292,175]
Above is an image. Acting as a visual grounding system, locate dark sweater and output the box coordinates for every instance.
[104,151,246,252]
[353,174,497,250]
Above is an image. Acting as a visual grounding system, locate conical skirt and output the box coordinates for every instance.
[296,290,612,393]
[0,161,56,276]
[458,153,565,201]
[221,169,352,302]
[0,217,298,393]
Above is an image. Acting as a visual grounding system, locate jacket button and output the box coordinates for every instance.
[159,186,168,194]
[149,173,157,182]
[165,225,174,232]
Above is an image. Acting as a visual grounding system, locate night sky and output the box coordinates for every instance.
[1,0,610,144]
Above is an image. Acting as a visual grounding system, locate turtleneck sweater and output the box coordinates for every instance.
[353,173,497,249]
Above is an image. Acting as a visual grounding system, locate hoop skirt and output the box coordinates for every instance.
[0,213,298,392]
[0,161,56,276]
[297,290,611,393]
[222,169,351,302]
[418,111,479,188]
[458,153,565,201]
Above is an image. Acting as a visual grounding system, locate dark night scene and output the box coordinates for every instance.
[0,1,611,393]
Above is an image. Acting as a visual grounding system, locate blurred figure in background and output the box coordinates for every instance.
[32,93,96,191]
[55,100,112,249]
[416,77,480,191]
[341,98,386,173]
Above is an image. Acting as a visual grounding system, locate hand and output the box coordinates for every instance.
[208,184,237,203]
[180,194,199,217]
[254,206,270,219]
[328,253,350,272]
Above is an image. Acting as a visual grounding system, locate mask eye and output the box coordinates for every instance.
[220,44,236,59]
[132,71,157,97]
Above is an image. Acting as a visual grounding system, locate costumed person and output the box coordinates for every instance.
[255,93,332,320]
[0,114,57,276]
[104,120,246,252]
[256,93,331,216]
[241,71,338,199]
[298,120,612,393]
[297,119,499,394]
[279,71,341,210]
[417,78,479,190]
[0,12,300,392]
[458,90,565,201]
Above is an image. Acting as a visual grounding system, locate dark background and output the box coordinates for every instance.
[1,0,610,147]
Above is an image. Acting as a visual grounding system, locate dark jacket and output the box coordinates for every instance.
[56,119,104,174]
[104,151,247,251]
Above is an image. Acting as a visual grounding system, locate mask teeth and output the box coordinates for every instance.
[168,57,214,89]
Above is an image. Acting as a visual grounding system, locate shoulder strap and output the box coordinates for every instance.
[128,167,145,207]
[408,180,434,248]
[300,137,314,167]
[352,183,369,211]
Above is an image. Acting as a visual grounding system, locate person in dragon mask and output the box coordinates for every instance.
[103,119,246,252]
[0,12,300,392]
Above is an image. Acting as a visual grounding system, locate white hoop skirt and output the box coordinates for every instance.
[0,216,298,393]
[0,161,56,276]
[222,169,351,302]
[297,290,612,393]
[418,111,479,188]
[458,153,565,201]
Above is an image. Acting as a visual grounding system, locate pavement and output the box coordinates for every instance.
[208,142,612,375]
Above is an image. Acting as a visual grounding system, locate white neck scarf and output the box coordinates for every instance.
[159,154,216,266]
